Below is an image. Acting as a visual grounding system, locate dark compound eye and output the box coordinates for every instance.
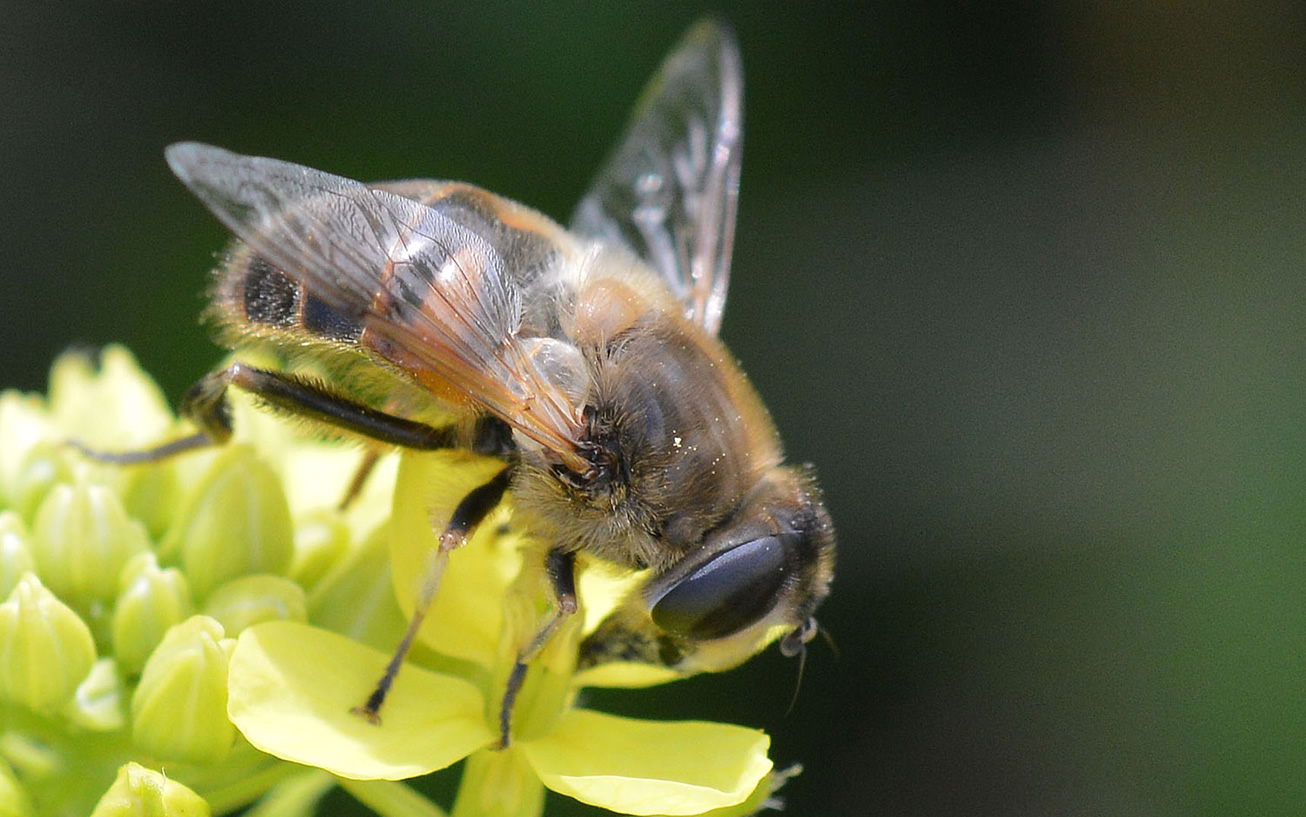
[650,535,793,640]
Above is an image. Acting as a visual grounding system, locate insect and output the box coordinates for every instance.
[88,18,834,745]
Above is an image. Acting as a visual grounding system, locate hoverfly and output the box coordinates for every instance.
[88,18,835,745]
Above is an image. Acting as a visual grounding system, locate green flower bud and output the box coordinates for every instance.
[202,575,307,635]
[48,347,174,451]
[0,391,52,511]
[112,553,194,676]
[30,480,149,617]
[90,762,210,817]
[0,757,35,817]
[112,462,181,543]
[0,513,35,601]
[65,657,127,732]
[0,733,59,784]
[0,574,97,713]
[131,616,236,765]
[160,447,293,600]
[306,522,406,653]
[289,511,350,590]
[7,443,76,524]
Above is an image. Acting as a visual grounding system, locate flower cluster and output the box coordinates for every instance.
[0,347,785,817]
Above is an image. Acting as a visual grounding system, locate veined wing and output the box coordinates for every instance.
[167,142,590,472]
[570,17,743,336]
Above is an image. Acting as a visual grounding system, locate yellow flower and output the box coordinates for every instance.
[2,346,790,817]
[0,347,404,815]
[227,451,777,816]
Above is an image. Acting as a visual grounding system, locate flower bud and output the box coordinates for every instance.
[65,657,126,732]
[289,510,350,590]
[112,463,181,543]
[48,347,173,451]
[0,391,53,511]
[0,733,58,784]
[131,616,236,765]
[8,443,76,524]
[306,523,405,652]
[202,575,307,635]
[0,513,35,602]
[0,574,97,713]
[90,762,209,817]
[0,757,35,817]
[112,554,194,676]
[160,447,293,600]
[30,480,149,617]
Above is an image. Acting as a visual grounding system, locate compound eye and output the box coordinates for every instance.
[650,535,791,640]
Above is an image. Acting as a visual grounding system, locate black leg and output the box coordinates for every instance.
[66,431,215,464]
[208,363,460,449]
[71,361,460,464]
[353,464,516,724]
[498,547,578,747]
[337,447,383,511]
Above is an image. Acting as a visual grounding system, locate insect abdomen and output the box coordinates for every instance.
[216,250,364,344]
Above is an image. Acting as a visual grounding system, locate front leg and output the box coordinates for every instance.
[498,547,578,748]
[354,462,516,723]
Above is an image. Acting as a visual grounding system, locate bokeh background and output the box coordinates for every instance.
[4,2,1306,815]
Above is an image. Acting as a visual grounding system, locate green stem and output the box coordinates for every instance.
[450,749,544,817]
[338,778,450,817]
[239,769,336,817]
[200,760,305,814]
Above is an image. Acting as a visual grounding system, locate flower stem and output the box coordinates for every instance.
[451,749,545,817]
[338,777,451,817]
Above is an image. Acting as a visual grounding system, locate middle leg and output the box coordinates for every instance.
[353,462,517,723]
[498,547,578,747]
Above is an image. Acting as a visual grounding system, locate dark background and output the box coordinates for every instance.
[5,2,1306,815]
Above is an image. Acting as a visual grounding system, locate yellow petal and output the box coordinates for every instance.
[281,447,398,535]
[227,621,493,780]
[520,709,772,816]
[572,662,683,689]
[575,560,646,635]
[390,451,523,664]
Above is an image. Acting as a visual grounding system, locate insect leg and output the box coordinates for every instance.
[336,412,516,510]
[209,363,461,449]
[353,463,516,724]
[498,547,578,748]
[336,446,383,511]
[66,430,214,464]
[72,361,459,464]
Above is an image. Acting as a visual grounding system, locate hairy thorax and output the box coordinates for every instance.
[511,270,782,572]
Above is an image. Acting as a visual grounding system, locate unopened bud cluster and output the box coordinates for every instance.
[0,347,401,816]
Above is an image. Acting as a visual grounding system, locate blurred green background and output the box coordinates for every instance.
[4,1,1306,815]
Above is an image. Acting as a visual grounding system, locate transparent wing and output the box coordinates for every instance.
[570,17,742,336]
[167,142,589,471]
